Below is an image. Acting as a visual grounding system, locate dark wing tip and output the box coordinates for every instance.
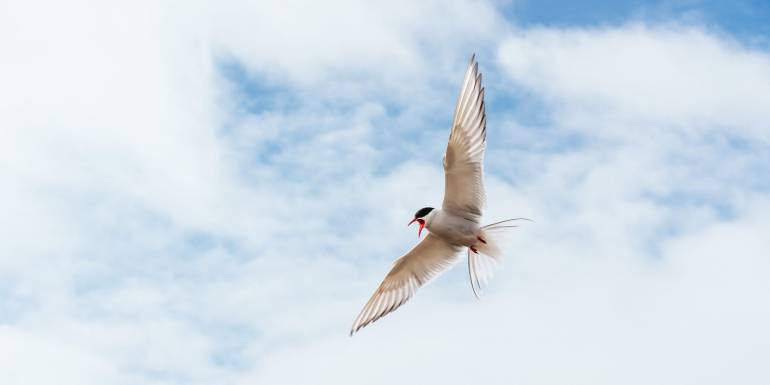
[350,319,365,336]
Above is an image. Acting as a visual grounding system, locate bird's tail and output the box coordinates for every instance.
[468,218,531,299]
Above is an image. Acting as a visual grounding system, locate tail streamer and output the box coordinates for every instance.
[468,218,532,298]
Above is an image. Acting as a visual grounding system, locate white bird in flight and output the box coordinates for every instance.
[350,55,528,335]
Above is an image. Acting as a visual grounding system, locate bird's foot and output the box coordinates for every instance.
[477,236,487,244]
[470,246,479,254]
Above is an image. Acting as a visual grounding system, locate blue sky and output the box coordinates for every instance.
[2,1,770,384]
[512,0,770,37]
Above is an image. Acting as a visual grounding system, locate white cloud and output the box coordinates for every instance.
[1,1,770,384]
[211,0,504,88]
[498,24,770,140]
[0,326,118,385]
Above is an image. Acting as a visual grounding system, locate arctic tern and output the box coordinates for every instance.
[350,55,527,335]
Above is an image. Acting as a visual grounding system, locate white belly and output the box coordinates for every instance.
[426,209,480,247]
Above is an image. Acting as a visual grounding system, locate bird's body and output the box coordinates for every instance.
[424,208,480,248]
[350,55,526,335]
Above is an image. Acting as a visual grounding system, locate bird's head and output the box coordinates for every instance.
[408,207,434,238]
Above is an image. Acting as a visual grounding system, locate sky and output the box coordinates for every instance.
[2,0,770,384]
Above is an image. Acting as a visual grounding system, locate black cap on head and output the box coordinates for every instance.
[414,207,434,219]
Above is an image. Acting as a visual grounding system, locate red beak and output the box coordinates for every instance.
[408,218,426,238]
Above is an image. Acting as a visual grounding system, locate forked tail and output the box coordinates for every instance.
[468,218,532,299]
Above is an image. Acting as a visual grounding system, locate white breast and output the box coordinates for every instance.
[425,209,480,247]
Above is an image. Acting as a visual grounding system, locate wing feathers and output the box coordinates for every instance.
[452,57,478,124]
[442,55,488,220]
[350,234,462,335]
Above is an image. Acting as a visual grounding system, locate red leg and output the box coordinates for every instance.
[477,236,487,244]
[470,246,478,254]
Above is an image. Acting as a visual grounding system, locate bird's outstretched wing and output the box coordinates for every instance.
[350,234,463,335]
[442,54,487,221]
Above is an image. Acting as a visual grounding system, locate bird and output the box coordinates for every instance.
[349,55,528,336]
